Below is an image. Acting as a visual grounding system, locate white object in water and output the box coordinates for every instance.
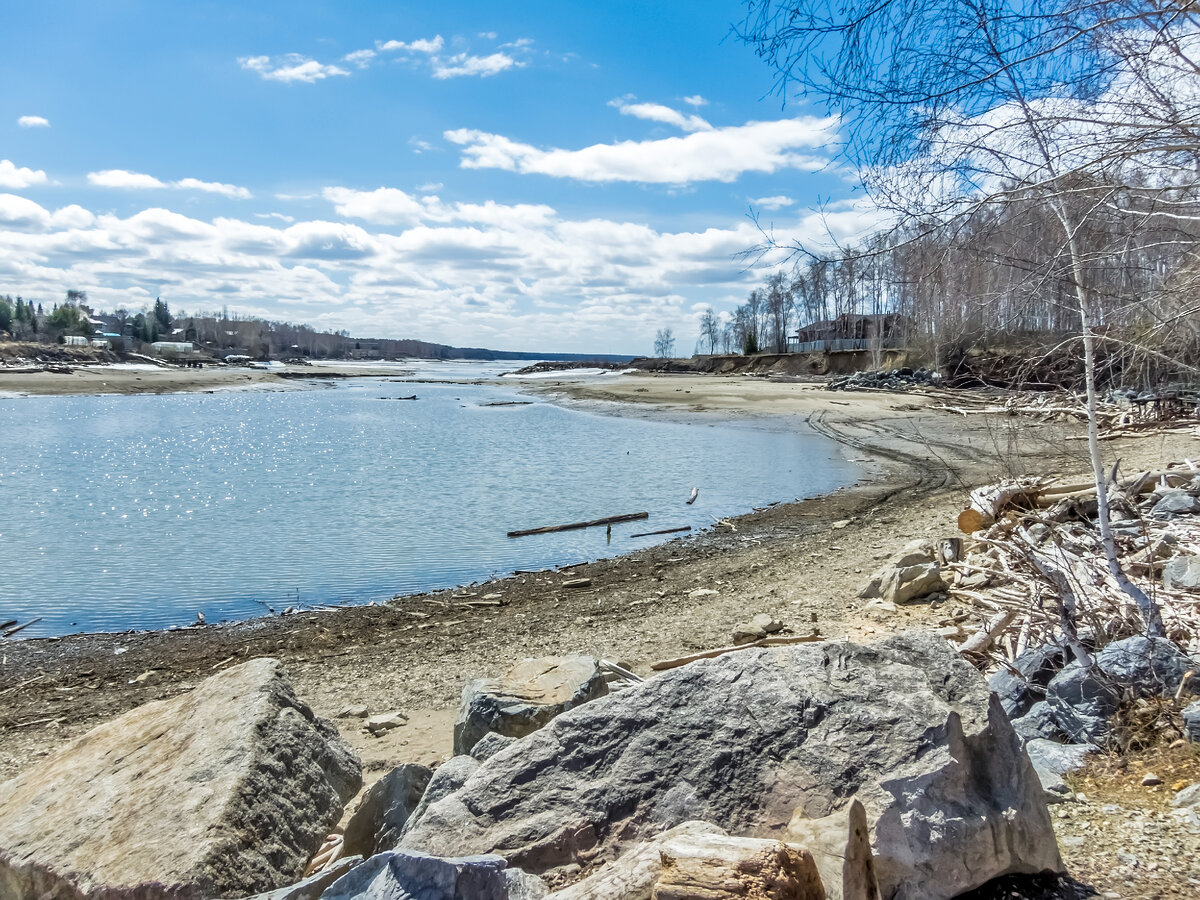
[687,487,699,505]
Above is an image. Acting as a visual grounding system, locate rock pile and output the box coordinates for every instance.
[0,635,1070,900]
[826,368,939,392]
[401,632,1061,900]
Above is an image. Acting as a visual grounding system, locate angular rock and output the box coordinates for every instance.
[0,658,361,900]
[1172,782,1200,809]
[1012,702,1065,743]
[1015,644,1068,686]
[1150,489,1200,519]
[319,849,543,900]
[366,711,407,736]
[548,821,824,900]
[403,631,1062,900]
[404,756,480,838]
[1163,554,1200,592]
[471,732,518,762]
[989,668,1037,720]
[1095,636,1195,700]
[453,656,608,755]
[858,541,941,603]
[343,764,433,858]
[1046,663,1121,744]
[783,800,880,900]
[237,856,362,900]
[1184,699,1200,742]
[1024,740,1096,803]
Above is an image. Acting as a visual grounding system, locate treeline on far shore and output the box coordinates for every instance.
[0,292,631,365]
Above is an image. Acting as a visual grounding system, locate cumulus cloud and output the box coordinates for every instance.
[445,115,838,184]
[174,178,252,199]
[432,51,520,79]
[343,48,377,68]
[17,115,50,128]
[610,98,711,132]
[0,177,884,352]
[751,195,795,210]
[239,54,349,83]
[376,34,529,79]
[87,170,251,197]
[378,35,445,54]
[0,159,48,190]
[682,95,708,107]
[87,169,166,189]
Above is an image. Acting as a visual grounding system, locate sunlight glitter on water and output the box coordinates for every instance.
[0,374,857,637]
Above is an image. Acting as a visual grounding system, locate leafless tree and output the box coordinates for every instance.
[737,0,1200,637]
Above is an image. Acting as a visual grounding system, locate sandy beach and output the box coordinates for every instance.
[1,368,1196,894]
[0,361,421,397]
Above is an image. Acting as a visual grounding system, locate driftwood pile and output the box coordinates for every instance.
[943,461,1200,669]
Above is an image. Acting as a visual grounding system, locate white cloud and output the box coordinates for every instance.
[610,98,711,132]
[445,115,838,184]
[432,52,519,79]
[682,95,708,107]
[343,49,376,68]
[87,169,166,189]
[751,195,795,210]
[409,138,435,154]
[0,159,48,189]
[379,35,445,54]
[0,179,883,352]
[323,186,430,226]
[0,193,51,229]
[17,115,50,128]
[174,178,252,199]
[239,54,349,83]
[87,170,250,198]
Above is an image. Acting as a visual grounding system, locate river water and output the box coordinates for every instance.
[0,364,856,637]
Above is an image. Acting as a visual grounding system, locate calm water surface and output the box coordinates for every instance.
[0,369,856,637]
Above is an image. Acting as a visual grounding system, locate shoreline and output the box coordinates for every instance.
[3,371,1196,894]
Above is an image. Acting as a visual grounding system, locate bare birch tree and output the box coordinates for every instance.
[737,0,1200,637]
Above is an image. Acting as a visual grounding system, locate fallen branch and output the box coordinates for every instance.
[507,512,648,538]
[650,631,823,671]
[629,525,692,538]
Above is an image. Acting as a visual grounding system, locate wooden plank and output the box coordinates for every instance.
[507,511,648,538]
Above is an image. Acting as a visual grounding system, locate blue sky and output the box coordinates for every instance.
[0,1,874,354]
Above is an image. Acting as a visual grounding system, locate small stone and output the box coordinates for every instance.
[1142,773,1163,786]
[337,705,369,719]
[367,711,408,735]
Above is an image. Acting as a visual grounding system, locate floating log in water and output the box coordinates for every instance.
[0,619,17,631]
[629,525,692,538]
[3,617,43,638]
[507,511,648,538]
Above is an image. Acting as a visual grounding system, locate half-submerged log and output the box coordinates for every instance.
[507,512,648,538]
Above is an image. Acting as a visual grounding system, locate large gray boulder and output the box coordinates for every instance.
[0,658,361,900]
[1046,663,1121,744]
[403,631,1062,900]
[343,764,433,858]
[454,656,609,756]
[319,850,545,900]
[1096,635,1196,699]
